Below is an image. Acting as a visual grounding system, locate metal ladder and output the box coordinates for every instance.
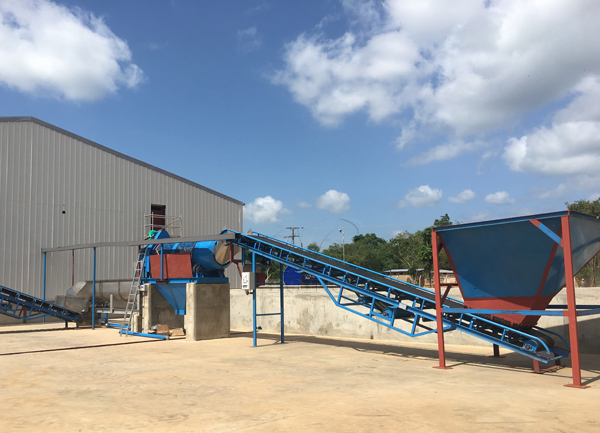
[120,247,148,336]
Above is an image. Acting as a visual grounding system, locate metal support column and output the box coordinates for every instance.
[252,253,257,347]
[43,252,47,323]
[432,231,450,370]
[92,247,96,330]
[280,263,285,344]
[561,214,588,388]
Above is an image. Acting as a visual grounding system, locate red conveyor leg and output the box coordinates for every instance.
[489,344,505,358]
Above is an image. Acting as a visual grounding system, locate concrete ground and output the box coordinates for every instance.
[1,323,599,433]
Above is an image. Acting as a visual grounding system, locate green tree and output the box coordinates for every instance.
[434,213,452,227]
[322,233,390,272]
[346,233,388,271]
[566,199,600,286]
[307,242,320,252]
[566,198,600,217]
[319,216,454,283]
[416,215,453,276]
[388,230,424,276]
[322,243,344,260]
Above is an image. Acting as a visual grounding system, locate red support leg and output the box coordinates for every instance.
[561,214,589,389]
[532,358,564,374]
[432,231,451,370]
[489,344,504,358]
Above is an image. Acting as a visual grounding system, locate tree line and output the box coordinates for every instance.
[309,214,452,282]
[261,198,600,287]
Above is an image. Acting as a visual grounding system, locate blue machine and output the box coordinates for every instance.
[140,230,231,315]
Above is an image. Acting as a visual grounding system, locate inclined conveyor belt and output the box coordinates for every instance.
[248,233,463,308]
[0,284,82,323]
[228,230,570,364]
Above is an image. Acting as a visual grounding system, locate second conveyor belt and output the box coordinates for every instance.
[227,230,570,363]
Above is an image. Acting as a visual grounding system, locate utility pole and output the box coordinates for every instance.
[285,226,303,245]
[339,229,345,261]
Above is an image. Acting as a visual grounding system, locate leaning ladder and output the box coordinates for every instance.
[120,248,148,336]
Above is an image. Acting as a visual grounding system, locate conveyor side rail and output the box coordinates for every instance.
[227,230,570,364]
[0,284,82,323]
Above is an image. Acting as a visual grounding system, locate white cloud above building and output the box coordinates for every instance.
[245,196,288,224]
[273,0,600,174]
[448,189,476,204]
[485,191,515,205]
[0,0,144,101]
[317,190,350,214]
[398,185,442,208]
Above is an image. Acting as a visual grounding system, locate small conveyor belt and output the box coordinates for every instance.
[0,284,82,323]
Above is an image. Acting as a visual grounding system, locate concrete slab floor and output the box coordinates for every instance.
[0,323,599,433]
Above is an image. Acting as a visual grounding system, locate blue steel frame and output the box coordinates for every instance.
[249,256,286,347]
[0,284,82,324]
[103,323,169,340]
[226,230,569,364]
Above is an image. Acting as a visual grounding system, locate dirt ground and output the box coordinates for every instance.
[0,322,599,432]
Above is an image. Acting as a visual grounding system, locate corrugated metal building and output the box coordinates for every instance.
[0,117,244,302]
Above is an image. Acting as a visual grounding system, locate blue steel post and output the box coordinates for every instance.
[160,245,164,280]
[92,247,96,329]
[252,253,257,347]
[43,252,47,323]
[280,263,284,344]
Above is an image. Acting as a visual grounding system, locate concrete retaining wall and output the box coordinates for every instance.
[2,282,597,354]
[230,286,600,354]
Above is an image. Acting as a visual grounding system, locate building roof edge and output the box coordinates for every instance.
[0,116,244,206]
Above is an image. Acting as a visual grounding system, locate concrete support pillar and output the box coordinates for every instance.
[131,313,141,333]
[141,284,153,333]
[185,283,230,341]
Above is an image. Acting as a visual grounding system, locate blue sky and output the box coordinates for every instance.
[2,0,600,248]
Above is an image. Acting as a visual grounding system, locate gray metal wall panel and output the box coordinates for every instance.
[0,120,243,302]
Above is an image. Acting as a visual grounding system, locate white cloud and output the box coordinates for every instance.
[395,121,416,150]
[274,0,600,161]
[531,184,567,200]
[398,185,442,208]
[465,211,490,222]
[297,201,312,209]
[245,196,288,224]
[0,0,144,101]
[407,139,483,165]
[237,26,262,53]
[448,189,476,204]
[272,29,418,127]
[484,191,514,205]
[503,77,600,178]
[316,190,350,213]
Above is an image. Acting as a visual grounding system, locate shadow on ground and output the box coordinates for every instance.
[231,330,600,385]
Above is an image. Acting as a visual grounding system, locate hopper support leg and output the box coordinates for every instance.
[432,231,451,370]
[561,215,589,389]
